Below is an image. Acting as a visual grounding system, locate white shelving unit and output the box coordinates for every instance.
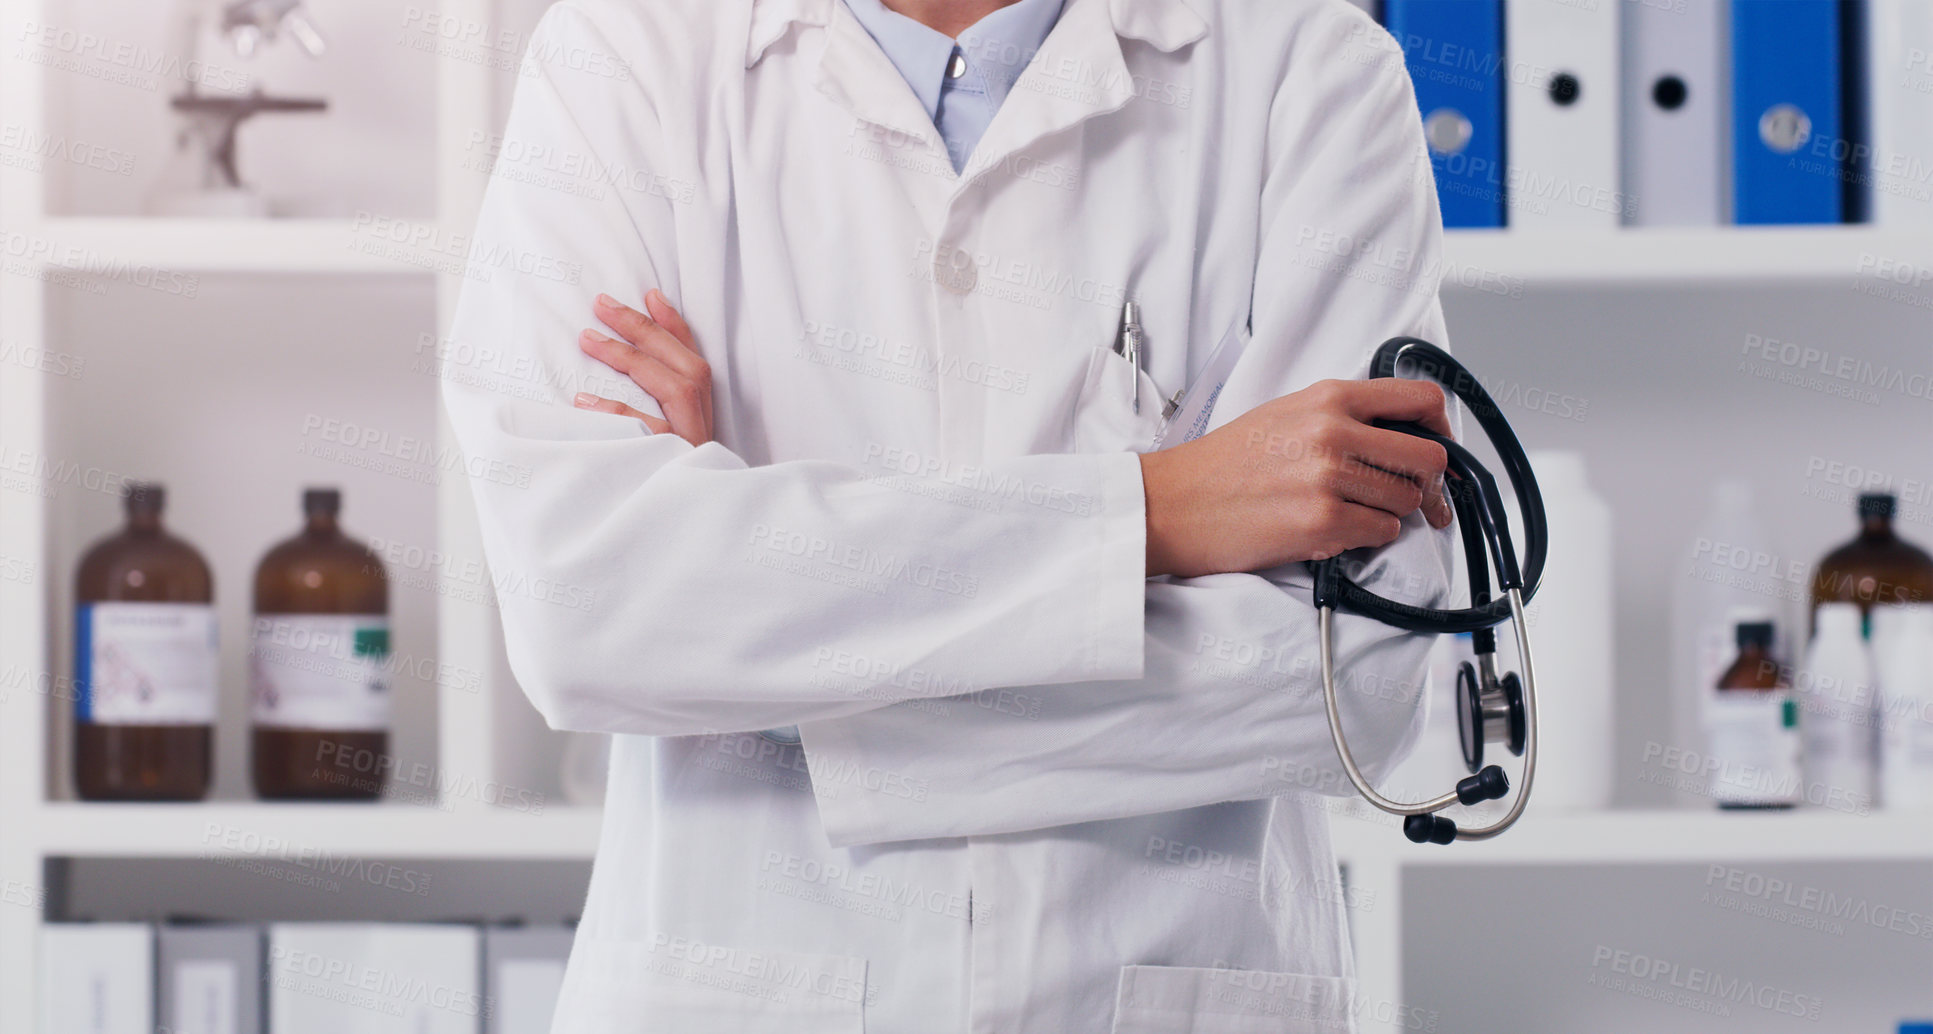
[1333,811,1933,1031]
[1,2,1928,1031]
[0,0,507,1029]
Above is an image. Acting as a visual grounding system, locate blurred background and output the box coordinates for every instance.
[1,0,1930,1032]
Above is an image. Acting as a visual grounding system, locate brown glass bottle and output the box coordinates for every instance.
[74,483,215,801]
[250,489,392,800]
[1709,621,1800,810]
[1810,493,1933,634]
[1717,623,1785,691]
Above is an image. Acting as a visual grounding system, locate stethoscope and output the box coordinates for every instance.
[1311,337,1547,845]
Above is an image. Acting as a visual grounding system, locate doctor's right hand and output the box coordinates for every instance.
[1139,378,1453,579]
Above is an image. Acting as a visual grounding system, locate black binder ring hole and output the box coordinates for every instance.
[1549,72,1581,106]
[1652,75,1688,111]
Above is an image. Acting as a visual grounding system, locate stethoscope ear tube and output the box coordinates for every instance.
[1312,337,1546,844]
[1374,336,1546,601]
[1318,337,1546,627]
[1318,428,1524,632]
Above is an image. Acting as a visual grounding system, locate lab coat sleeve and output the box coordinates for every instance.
[799,11,1457,846]
[442,4,1149,737]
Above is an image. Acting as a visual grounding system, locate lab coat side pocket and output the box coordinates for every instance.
[554,936,867,1034]
[1073,346,1171,455]
[1111,965,1358,1034]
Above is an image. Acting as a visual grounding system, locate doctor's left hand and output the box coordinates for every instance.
[572,290,714,446]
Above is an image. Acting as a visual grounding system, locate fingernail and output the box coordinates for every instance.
[580,328,614,344]
[573,393,597,408]
[595,293,621,309]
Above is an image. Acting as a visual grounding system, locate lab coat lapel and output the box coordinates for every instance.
[959,0,1207,188]
[811,1,954,163]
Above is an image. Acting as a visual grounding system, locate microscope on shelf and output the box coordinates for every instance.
[150,0,329,217]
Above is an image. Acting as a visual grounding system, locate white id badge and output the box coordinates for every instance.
[1153,322,1250,448]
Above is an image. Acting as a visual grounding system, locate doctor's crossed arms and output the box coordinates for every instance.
[570,285,1454,581]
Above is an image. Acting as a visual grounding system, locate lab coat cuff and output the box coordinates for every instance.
[1090,450,1148,681]
[798,720,889,847]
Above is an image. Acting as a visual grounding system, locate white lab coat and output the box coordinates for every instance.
[443,0,1454,1029]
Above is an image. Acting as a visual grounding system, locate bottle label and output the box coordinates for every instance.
[249,614,391,730]
[1798,685,1879,758]
[75,602,219,725]
[1882,695,1933,807]
[1706,692,1802,806]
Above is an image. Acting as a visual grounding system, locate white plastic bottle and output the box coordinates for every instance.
[1798,603,1879,812]
[1509,451,1614,810]
[1873,604,1933,810]
[1670,481,1797,807]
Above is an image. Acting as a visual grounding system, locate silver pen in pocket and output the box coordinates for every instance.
[1117,302,1144,413]
[1115,302,1182,419]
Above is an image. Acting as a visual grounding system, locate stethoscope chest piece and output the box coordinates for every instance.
[1455,659,1526,772]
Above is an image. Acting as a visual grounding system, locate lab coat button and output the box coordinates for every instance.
[934,255,977,294]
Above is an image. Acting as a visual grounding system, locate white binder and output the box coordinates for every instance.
[484,927,574,1034]
[1622,0,1729,226]
[269,924,482,1034]
[40,924,154,1034]
[1866,0,1933,225]
[1505,0,1623,228]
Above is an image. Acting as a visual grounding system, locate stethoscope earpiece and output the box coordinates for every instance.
[1313,337,1546,846]
[1403,814,1458,845]
[1402,765,1511,845]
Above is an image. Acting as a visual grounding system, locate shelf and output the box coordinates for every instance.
[11,221,1926,285]
[16,218,445,275]
[1442,225,1933,287]
[29,803,1933,866]
[1331,808,1933,867]
[33,803,604,860]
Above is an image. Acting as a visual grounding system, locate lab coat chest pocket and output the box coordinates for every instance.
[555,936,867,1033]
[1112,965,1359,1034]
[1073,344,1170,455]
